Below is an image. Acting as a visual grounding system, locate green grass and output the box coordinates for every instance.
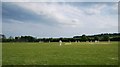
[2,42,118,65]
[0,43,2,66]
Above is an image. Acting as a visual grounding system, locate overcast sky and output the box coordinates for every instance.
[2,2,118,38]
[1,0,119,2]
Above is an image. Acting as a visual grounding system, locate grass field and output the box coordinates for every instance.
[2,42,118,65]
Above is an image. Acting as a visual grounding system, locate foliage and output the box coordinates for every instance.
[1,33,120,42]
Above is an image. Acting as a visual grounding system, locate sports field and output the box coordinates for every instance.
[2,42,118,65]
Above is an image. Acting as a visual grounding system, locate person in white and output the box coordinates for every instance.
[59,40,62,46]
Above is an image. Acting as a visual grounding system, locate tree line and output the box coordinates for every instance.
[0,33,120,42]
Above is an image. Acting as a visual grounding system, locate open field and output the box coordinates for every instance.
[2,42,118,65]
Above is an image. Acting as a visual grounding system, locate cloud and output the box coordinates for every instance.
[0,3,2,34]
[9,2,84,27]
[2,2,118,37]
[84,4,107,15]
[2,3,59,26]
[11,2,117,28]
[1,0,119,2]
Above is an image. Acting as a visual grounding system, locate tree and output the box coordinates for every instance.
[94,36,99,41]
[15,36,21,42]
[102,35,110,41]
[2,34,6,39]
[9,36,14,39]
[1,34,7,42]
[81,34,87,42]
[59,37,63,41]
[49,38,53,42]
[15,37,19,40]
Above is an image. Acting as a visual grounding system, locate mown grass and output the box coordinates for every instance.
[2,42,118,65]
[0,42,2,66]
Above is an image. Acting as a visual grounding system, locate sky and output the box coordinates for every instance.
[1,0,120,2]
[2,2,118,38]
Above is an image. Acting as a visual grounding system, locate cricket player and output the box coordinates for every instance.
[59,40,62,46]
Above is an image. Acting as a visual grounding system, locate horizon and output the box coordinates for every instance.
[2,32,119,38]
